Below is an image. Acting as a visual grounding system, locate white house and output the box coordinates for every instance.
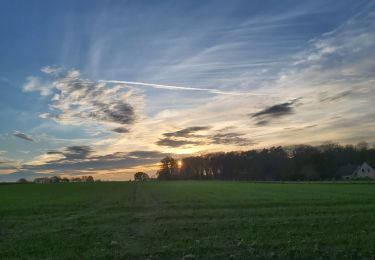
[352,162,375,179]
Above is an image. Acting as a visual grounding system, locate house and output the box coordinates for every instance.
[352,162,375,179]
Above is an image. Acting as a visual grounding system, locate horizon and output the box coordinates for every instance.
[1,141,373,182]
[1,1,375,181]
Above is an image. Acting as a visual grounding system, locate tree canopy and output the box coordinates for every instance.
[134,172,150,181]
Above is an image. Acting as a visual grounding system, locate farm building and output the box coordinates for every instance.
[352,162,375,179]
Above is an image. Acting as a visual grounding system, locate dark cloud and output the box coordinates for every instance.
[64,146,92,159]
[305,124,318,129]
[47,146,92,160]
[157,126,210,148]
[251,99,300,126]
[255,120,269,126]
[319,90,353,103]
[156,138,204,148]
[111,127,130,133]
[163,126,210,138]
[13,131,34,142]
[157,126,254,148]
[252,102,295,118]
[128,151,168,159]
[210,133,255,146]
[46,151,64,155]
[90,102,135,125]
[21,150,170,173]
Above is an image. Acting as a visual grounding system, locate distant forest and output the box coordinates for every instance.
[157,142,375,181]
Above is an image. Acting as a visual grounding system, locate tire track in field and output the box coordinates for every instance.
[110,182,143,259]
[111,182,166,259]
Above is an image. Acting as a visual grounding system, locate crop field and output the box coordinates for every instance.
[1,181,375,259]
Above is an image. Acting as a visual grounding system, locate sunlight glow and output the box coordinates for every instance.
[177,160,183,168]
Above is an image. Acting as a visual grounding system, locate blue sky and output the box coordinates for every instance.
[1,0,374,181]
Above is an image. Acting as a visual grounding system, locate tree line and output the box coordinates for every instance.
[157,142,375,181]
[18,175,96,184]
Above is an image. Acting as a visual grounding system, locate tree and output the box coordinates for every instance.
[356,141,368,151]
[152,143,374,181]
[17,178,28,184]
[61,177,70,183]
[50,176,62,183]
[79,176,95,182]
[157,156,178,180]
[134,172,150,181]
[71,177,82,182]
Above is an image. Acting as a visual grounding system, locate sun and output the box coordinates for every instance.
[177,160,183,168]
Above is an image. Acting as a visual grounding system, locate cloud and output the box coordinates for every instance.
[47,145,92,160]
[15,4,375,181]
[111,127,130,133]
[23,77,51,96]
[25,69,137,129]
[127,150,170,158]
[22,149,169,173]
[13,131,34,142]
[156,138,204,148]
[40,66,62,75]
[89,102,135,125]
[210,132,255,146]
[100,80,254,96]
[0,155,19,173]
[156,126,210,147]
[156,126,210,148]
[64,146,92,159]
[318,90,354,103]
[252,100,298,118]
[163,126,210,138]
[255,120,269,126]
[283,124,318,132]
[0,160,13,164]
[157,126,254,148]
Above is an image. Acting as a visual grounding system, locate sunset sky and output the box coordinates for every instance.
[1,0,374,181]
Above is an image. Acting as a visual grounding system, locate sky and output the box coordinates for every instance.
[0,0,374,181]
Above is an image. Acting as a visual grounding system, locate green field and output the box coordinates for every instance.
[1,182,375,259]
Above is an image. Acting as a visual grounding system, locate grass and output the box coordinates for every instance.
[1,181,375,259]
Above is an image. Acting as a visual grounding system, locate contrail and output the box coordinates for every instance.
[99,79,260,96]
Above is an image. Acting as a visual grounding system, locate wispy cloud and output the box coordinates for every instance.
[163,126,210,138]
[156,138,204,148]
[23,76,52,96]
[13,131,34,142]
[99,79,262,96]
[211,132,255,146]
